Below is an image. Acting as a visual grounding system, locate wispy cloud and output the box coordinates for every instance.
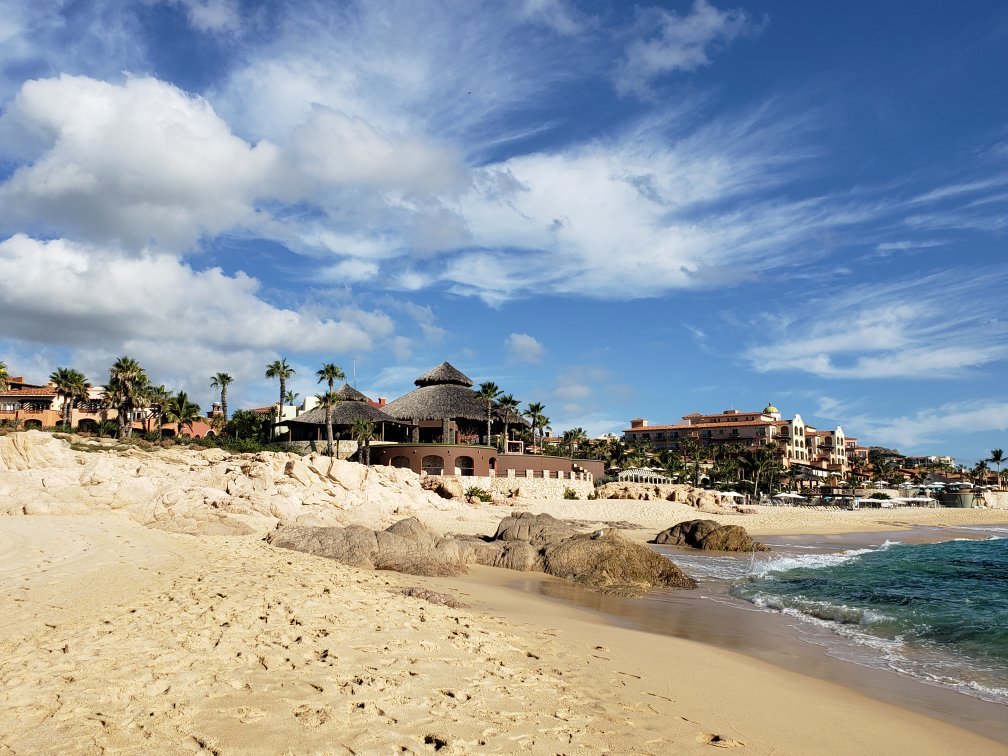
[851,399,1008,453]
[506,333,545,363]
[745,270,1008,379]
[615,0,765,97]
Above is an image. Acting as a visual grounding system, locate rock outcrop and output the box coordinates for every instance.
[594,482,732,511]
[0,431,458,534]
[653,519,769,552]
[270,512,697,596]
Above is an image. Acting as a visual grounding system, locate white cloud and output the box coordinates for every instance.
[516,0,586,35]
[745,270,1008,379]
[506,333,545,363]
[616,0,764,96]
[852,400,1008,451]
[0,233,385,364]
[0,75,278,253]
[169,0,242,33]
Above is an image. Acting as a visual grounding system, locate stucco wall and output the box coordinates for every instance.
[433,475,596,501]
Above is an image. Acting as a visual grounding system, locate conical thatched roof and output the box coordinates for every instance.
[383,382,487,422]
[333,383,369,402]
[414,361,473,387]
[284,384,397,427]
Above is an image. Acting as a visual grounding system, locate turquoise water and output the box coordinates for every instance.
[726,534,1008,704]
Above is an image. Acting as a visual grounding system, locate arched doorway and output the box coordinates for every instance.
[391,456,410,468]
[454,455,475,476]
[24,419,42,429]
[422,455,444,475]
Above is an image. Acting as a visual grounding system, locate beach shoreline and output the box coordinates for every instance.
[2,512,1006,754]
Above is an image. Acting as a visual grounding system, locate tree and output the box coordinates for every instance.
[317,363,346,456]
[475,381,501,446]
[988,449,1005,491]
[0,361,8,392]
[50,367,91,429]
[143,384,172,435]
[351,418,375,466]
[226,409,267,441]
[677,437,706,486]
[524,403,548,455]
[105,356,148,439]
[265,358,295,438]
[497,394,520,453]
[210,373,233,421]
[315,390,341,456]
[563,427,588,458]
[165,391,201,437]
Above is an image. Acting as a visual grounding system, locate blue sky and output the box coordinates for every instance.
[1,0,1007,464]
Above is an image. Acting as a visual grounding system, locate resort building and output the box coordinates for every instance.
[280,384,405,443]
[624,404,857,478]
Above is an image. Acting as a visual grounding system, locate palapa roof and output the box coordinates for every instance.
[384,363,529,424]
[414,361,473,387]
[284,384,398,427]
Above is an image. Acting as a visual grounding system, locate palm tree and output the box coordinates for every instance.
[988,449,1005,491]
[973,460,990,487]
[563,427,588,458]
[523,401,545,453]
[265,358,295,438]
[210,373,233,421]
[0,360,9,392]
[497,394,520,453]
[350,418,375,466]
[105,356,148,439]
[677,437,706,486]
[475,381,501,446]
[165,391,201,437]
[316,363,345,456]
[50,367,91,429]
[143,384,172,435]
[315,390,341,456]
[285,390,299,407]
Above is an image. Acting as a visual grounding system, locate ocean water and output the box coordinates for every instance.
[723,535,1008,704]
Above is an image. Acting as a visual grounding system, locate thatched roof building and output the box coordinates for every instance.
[383,361,487,422]
[282,384,401,442]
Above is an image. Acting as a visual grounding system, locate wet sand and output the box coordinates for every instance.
[421,525,1008,748]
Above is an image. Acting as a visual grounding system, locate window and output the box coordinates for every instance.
[391,455,410,468]
[454,455,475,476]
[421,455,444,475]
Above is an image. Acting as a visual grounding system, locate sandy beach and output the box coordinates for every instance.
[2,509,1007,754]
[2,434,1007,753]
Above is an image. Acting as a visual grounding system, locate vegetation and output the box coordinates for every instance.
[165,391,201,436]
[104,356,148,439]
[351,418,375,466]
[988,448,1004,490]
[497,394,520,452]
[264,358,295,437]
[563,487,579,500]
[475,381,501,447]
[0,360,8,392]
[465,485,492,502]
[210,373,233,421]
[49,367,91,428]
[316,363,345,456]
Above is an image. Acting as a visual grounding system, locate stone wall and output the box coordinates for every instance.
[428,474,596,501]
[285,440,359,459]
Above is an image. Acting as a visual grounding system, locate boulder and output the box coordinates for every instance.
[539,531,697,594]
[421,475,465,500]
[654,519,769,552]
[492,512,577,547]
[270,513,697,595]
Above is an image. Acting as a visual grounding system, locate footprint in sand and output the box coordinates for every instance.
[697,732,745,748]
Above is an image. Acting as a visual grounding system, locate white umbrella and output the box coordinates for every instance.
[774,492,806,499]
[719,491,743,499]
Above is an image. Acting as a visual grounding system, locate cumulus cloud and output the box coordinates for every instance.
[745,270,1008,379]
[616,0,764,96]
[0,75,277,253]
[506,333,545,363]
[0,234,383,358]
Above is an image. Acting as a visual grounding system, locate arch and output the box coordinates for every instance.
[391,455,410,469]
[77,418,98,434]
[454,455,475,476]
[23,419,42,429]
[205,431,216,438]
[488,456,497,477]
[421,454,444,476]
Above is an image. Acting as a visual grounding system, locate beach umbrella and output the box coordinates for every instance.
[719,491,743,499]
[774,492,806,499]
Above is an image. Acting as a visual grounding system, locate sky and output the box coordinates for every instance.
[1,0,1007,465]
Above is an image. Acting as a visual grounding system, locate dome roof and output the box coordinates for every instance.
[763,403,780,414]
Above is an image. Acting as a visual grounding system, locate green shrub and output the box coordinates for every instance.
[869,492,891,500]
[465,486,492,502]
[563,487,579,500]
